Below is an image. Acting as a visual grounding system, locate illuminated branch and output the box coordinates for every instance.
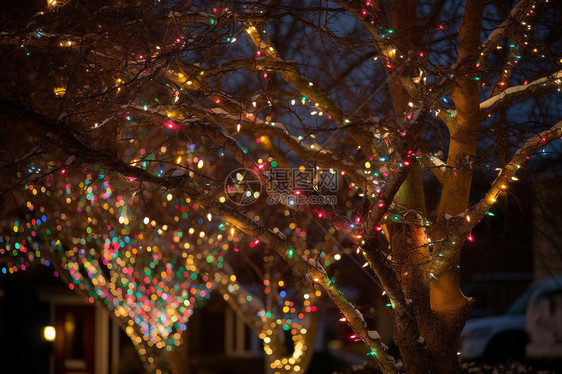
[214,260,318,372]
[419,152,448,185]
[336,0,428,104]
[154,60,371,188]
[0,100,397,372]
[130,90,367,189]
[360,237,429,367]
[431,119,562,277]
[2,19,380,190]
[0,28,367,193]
[242,24,374,152]
[127,106,356,231]
[464,119,562,233]
[488,40,519,99]
[480,70,562,117]
[335,0,389,50]
[436,110,457,133]
[478,0,536,65]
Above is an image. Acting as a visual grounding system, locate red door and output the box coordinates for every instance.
[54,305,95,374]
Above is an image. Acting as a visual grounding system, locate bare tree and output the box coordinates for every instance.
[1,0,561,373]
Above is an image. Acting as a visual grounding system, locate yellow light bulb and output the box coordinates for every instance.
[43,326,56,341]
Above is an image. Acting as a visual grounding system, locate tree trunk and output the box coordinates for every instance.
[387,207,472,373]
[395,307,471,373]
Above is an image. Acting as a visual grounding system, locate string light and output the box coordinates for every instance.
[1,1,559,370]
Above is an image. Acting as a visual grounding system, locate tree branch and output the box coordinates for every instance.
[464,119,562,233]
[243,24,374,153]
[419,152,448,185]
[480,70,562,117]
[478,0,535,66]
[0,100,397,373]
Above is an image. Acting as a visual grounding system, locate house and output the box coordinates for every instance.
[0,265,263,374]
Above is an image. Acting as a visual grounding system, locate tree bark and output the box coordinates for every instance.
[383,0,482,371]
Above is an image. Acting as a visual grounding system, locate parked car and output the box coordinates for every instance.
[526,283,562,359]
[458,275,562,362]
